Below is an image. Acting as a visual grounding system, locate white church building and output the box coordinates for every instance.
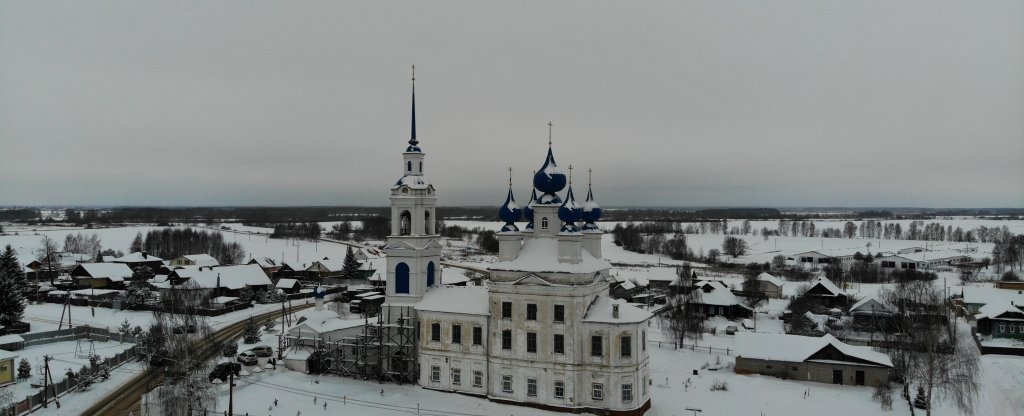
[382,72,653,415]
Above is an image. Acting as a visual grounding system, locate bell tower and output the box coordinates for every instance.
[385,65,442,306]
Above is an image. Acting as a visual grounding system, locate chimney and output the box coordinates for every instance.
[612,304,620,319]
[142,251,147,259]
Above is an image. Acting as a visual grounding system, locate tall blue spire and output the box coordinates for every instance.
[581,168,602,230]
[407,65,421,152]
[499,167,522,232]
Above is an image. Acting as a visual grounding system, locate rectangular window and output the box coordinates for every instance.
[452,368,461,385]
[1012,325,1017,334]
[591,335,603,357]
[473,326,483,346]
[554,304,565,322]
[502,330,512,350]
[553,334,565,354]
[430,365,440,382]
[431,322,441,342]
[621,336,632,358]
[473,370,483,387]
[527,332,537,353]
[622,384,633,402]
[452,324,462,344]
[592,383,604,401]
[502,375,513,393]
[642,331,646,351]
[502,301,512,319]
[554,380,565,399]
[527,378,537,397]
[1000,324,1006,333]
[527,303,538,320]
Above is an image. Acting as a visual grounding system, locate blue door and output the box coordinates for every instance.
[395,262,410,294]
[427,261,435,287]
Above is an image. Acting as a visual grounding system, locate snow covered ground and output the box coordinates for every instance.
[19,301,290,334]
[4,339,135,402]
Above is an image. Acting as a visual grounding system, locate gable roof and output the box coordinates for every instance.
[249,257,279,268]
[976,300,1024,320]
[175,254,219,267]
[736,333,892,367]
[307,259,345,273]
[850,297,892,315]
[756,272,784,287]
[70,263,134,282]
[170,264,271,290]
[808,276,842,297]
[288,309,365,335]
[414,286,490,315]
[276,278,300,289]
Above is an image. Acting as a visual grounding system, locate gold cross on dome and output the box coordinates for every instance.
[547,122,553,146]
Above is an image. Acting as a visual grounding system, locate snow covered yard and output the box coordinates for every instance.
[19,301,289,334]
[4,339,135,403]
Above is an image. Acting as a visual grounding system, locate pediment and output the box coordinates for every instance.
[425,239,444,249]
[513,274,553,286]
[384,240,418,250]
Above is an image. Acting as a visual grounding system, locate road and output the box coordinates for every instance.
[81,303,312,416]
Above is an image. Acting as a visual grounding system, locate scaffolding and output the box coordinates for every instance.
[311,306,419,384]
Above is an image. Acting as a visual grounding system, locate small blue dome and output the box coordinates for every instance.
[558,186,582,232]
[405,145,422,153]
[523,188,538,221]
[498,187,522,231]
[533,147,567,200]
[314,285,326,299]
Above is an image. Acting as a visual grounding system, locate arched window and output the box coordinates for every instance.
[424,210,432,234]
[407,161,412,172]
[427,261,435,287]
[395,262,410,294]
[400,211,412,235]
[541,217,549,230]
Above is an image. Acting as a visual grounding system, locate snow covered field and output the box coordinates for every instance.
[4,339,135,402]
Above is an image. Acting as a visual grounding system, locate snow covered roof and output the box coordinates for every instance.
[441,273,470,285]
[850,297,892,315]
[276,278,300,289]
[0,334,25,344]
[72,263,133,282]
[0,348,17,360]
[956,286,1024,306]
[212,296,239,304]
[489,237,611,274]
[976,301,1024,320]
[582,296,653,324]
[249,257,279,268]
[174,254,219,267]
[694,284,749,308]
[112,252,164,263]
[392,175,433,190]
[618,280,637,291]
[756,272,784,287]
[289,309,365,335]
[414,286,490,315]
[809,276,843,297]
[171,264,272,290]
[307,259,345,273]
[736,333,892,367]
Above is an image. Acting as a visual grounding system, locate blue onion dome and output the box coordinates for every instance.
[581,185,602,230]
[533,146,567,204]
[499,186,522,232]
[523,188,538,229]
[558,186,582,232]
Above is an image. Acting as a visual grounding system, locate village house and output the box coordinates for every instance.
[0,349,17,388]
[161,263,272,298]
[735,333,893,387]
[110,251,164,271]
[742,272,785,299]
[69,263,134,289]
[688,280,753,319]
[169,254,220,268]
[275,278,302,294]
[848,296,895,331]
[974,300,1024,340]
[249,256,286,276]
[804,276,847,308]
[283,291,365,373]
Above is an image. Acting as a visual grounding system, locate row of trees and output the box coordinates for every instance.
[991,234,1024,272]
[269,222,321,240]
[133,228,245,265]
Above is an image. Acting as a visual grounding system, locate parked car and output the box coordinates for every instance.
[250,345,274,357]
[173,324,197,334]
[725,325,738,335]
[237,351,258,365]
[209,362,241,382]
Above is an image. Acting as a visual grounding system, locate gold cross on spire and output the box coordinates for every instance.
[508,166,513,187]
[588,168,593,186]
[547,121,553,146]
[411,64,416,81]
[568,164,573,185]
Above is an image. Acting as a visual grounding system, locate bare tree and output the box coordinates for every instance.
[37,235,60,285]
[722,236,748,257]
[661,265,705,343]
[151,280,217,416]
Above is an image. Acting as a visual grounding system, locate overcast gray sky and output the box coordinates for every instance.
[1,1,1021,208]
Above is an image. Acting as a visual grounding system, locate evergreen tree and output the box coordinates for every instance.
[341,246,361,279]
[18,358,32,380]
[0,245,27,327]
[243,316,260,344]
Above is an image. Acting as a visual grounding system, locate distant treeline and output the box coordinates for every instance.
[135,228,245,265]
[3,206,1023,225]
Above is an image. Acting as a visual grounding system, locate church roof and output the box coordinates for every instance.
[392,175,432,190]
[582,296,653,324]
[489,237,611,274]
[414,286,490,315]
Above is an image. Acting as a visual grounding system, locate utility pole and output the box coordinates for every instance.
[42,355,50,408]
[279,301,286,360]
[228,368,235,415]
